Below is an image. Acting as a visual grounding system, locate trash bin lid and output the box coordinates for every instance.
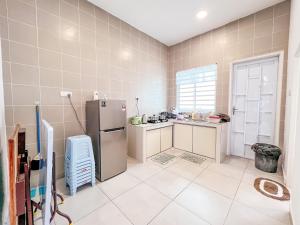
[251,143,281,157]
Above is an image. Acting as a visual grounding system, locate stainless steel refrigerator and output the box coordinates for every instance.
[86,99,127,181]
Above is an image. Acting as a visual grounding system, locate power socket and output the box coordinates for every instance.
[60,91,72,97]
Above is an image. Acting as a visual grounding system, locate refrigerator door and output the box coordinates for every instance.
[99,100,126,131]
[100,128,127,181]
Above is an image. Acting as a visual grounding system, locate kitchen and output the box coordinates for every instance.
[0,0,299,225]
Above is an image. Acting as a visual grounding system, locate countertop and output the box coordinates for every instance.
[129,119,225,130]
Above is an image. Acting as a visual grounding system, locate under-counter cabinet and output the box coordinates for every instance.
[160,126,173,151]
[173,124,193,152]
[193,126,216,158]
[128,121,228,163]
[146,129,161,157]
[145,126,173,157]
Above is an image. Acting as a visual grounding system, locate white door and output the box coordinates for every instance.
[230,57,279,159]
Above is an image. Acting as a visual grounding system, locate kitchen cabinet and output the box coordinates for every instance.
[173,124,193,152]
[128,121,228,163]
[146,128,161,157]
[160,126,173,151]
[193,126,216,158]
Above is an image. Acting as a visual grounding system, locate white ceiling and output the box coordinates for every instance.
[88,0,284,46]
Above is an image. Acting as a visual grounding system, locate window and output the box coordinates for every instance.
[176,64,217,113]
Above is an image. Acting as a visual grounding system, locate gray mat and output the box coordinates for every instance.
[180,153,206,165]
[151,153,176,165]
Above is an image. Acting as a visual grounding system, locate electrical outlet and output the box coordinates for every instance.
[60,91,72,97]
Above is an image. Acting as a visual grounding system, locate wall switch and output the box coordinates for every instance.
[60,91,72,97]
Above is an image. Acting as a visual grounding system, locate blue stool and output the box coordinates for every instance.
[65,135,96,195]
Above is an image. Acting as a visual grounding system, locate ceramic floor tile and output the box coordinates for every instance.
[225,201,287,225]
[244,161,284,180]
[194,169,240,199]
[164,148,185,156]
[98,172,141,199]
[246,160,283,175]
[146,170,190,198]
[149,202,209,225]
[223,156,249,169]
[127,161,162,181]
[235,182,290,224]
[54,185,109,225]
[175,183,232,225]
[147,154,180,169]
[34,218,56,225]
[113,183,171,225]
[127,157,139,168]
[166,159,207,180]
[242,170,284,186]
[207,162,245,180]
[75,202,132,225]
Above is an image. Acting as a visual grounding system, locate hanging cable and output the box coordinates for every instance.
[67,94,86,134]
[135,97,140,116]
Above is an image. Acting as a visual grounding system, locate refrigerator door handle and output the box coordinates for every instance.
[102,127,125,133]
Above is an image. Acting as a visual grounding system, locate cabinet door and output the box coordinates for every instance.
[160,126,173,151]
[193,126,216,158]
[146,129,161,157]
[174,124,192,152]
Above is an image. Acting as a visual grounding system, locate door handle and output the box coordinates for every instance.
[103,127,125,133]
[232,107,238,115]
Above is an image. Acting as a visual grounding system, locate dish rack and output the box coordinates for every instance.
[65,135,96,195]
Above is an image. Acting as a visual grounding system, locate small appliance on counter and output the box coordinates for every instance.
[160,111,177,119]
[147,114,169,123]
[159,113,168,122]
[142,114,148,124]
[148,114,160,123]
[131,116,142,125]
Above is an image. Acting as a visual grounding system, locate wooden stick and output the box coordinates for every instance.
[8,124,20,225]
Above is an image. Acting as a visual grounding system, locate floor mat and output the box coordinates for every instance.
[254,178,290,201]
[180,153,206,165]
[151,153,176,165]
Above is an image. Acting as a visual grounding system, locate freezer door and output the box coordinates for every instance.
[99,100,126,130]
[100,128,127,181]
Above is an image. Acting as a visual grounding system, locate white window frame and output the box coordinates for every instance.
[176,64,217,113]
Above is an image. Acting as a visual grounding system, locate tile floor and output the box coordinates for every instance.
[46,149,290,225]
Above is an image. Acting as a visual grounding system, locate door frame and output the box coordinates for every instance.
[227,51,285,156]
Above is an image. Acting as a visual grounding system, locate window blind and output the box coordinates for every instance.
[176,64,217,113]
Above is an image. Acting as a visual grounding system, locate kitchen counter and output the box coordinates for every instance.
[128,119,229,164]
[131,119,222,130]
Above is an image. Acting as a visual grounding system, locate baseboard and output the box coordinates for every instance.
[289,207,294,225]
[282,164,288,185]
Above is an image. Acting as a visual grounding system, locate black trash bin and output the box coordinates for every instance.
[251,143,281,173]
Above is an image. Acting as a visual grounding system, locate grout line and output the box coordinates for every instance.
[222,159,248,225]
[4,0,14,126]
[147,158,214,225]
[96,185,136,225]
[125,152,214,224]
[34,0,41,112]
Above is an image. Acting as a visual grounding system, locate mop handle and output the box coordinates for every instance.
[36,104,41,154]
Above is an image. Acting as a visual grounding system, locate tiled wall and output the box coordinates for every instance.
[167,1,290,147]
[0,0,291,176]
[0,0,168,177]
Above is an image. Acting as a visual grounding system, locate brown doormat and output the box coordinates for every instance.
[254,178,290,201]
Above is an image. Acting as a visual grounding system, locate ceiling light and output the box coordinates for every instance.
[196,10,207,19]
